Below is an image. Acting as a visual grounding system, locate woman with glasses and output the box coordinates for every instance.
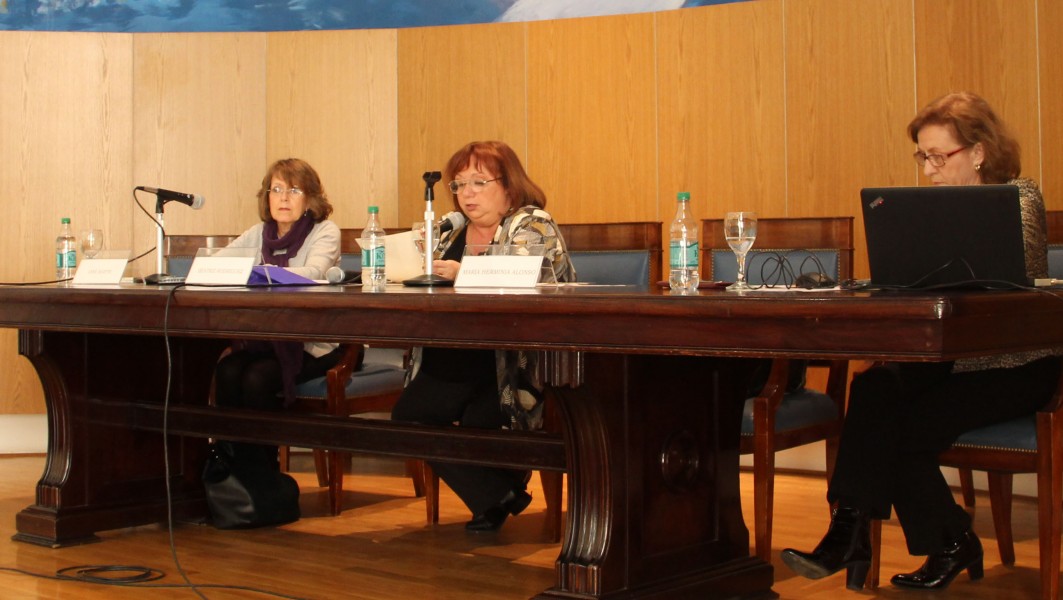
[781,92,1057,591]
[392,140,575,532]
[210,158,343,498]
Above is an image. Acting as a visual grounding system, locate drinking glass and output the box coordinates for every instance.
[80,229,104,259]
[724,212,757,291]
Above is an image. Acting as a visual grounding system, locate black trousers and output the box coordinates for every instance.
[391,367,528,517]
[214,346,343,468]
[828,356,1059,555]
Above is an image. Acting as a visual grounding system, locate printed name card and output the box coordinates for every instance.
[72,250,132,285]
[185,247,258,285]
[454,254,543,288]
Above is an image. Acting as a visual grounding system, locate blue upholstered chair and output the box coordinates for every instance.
[866,213,1063,595]
[166,231,418,516]
[888,226,1063,597]
[701,216,855,562]
[420,222,662,541]
[287,344,415,516]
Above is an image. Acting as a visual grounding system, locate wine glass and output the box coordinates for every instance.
[412,221,440,266]
[724,212,757,291]
[80,229,104,259]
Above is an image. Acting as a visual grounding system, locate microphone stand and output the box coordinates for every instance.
[404,171,453,287]
[143,197,176,285]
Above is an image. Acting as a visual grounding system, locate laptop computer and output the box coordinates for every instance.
[860,184,1029,289]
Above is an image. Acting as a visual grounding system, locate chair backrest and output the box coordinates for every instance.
[558,222,662,286]
[700,217,854,284]
[1046,210,1063,278]
[164,234,239,277]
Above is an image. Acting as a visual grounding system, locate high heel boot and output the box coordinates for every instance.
[780,505,872,591]
[890,529,983,590]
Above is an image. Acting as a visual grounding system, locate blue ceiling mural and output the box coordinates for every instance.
[0,0,745,33]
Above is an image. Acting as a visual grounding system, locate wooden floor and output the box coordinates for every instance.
[0,454,1051,599]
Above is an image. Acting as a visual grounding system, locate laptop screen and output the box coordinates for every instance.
[860,184,1029,289]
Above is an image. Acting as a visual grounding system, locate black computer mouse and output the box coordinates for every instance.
[794,272,836,289]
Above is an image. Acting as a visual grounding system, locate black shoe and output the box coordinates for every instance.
[780,506,872,591]
[465,489,533,532]
[891,529,984,590]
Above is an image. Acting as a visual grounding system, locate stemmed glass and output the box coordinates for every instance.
[80,229,104,259]
[412,221,440,270]
[724,212,757,291]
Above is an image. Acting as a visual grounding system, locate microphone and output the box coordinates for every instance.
[136,186,206,210]
[438,211,466,233]
[326,266,361,285]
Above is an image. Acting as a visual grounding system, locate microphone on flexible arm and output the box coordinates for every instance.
[135,186,206,210]
[438,211,466,234]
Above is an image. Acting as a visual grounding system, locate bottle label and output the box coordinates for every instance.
[361,246,385,268]
[669,241,699,269]
[57,250,76,269]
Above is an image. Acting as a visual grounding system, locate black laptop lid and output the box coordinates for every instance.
[860,184,1028,289]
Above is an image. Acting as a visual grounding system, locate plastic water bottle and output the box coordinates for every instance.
[55,217,77,284]
[361,205,386,290]
[669,192,700,292]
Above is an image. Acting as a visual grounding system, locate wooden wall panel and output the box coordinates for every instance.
[396,22,527,228]
[267,30,398,229]
[0,32,134,412]
[133,33,267,267]
[526,14,658,224]
[786,0,915,278]
[1038,0,1063,208]
[914,0,1040,186]
[657,1,785,225]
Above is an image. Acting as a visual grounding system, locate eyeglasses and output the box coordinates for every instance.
[269,186,304,197]
[448,178,499,194]
[913,146,968,168]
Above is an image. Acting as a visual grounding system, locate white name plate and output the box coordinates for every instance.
[455,254,543,288]
[72,252,130,285]
[185,255,255,285]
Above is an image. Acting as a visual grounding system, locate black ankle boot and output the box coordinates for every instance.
[465,489,533,532]
[891,529,983,590]
[780,506,872,591]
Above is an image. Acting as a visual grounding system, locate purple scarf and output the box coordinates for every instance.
[261,213,315,267]
[234,213,317,406]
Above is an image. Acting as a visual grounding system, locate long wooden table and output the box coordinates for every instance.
[2,283,1062,599]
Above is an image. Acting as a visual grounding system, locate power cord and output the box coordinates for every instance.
[0,282,313,600]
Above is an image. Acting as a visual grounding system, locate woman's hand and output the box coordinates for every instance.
[432,259,461,280]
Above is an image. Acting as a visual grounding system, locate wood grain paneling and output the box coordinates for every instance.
[526,14,658,225]
[2,0,1062,420]
[0,32,134,413]
[267,29,398,229]
[1038,0,1063,208]
[657,1,785,223]
[396,22,527,227]
[133,33,267,262]
[915,0,1040,186]
[786,0,915,278]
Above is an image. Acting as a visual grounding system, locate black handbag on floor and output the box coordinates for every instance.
[201,442,301,529]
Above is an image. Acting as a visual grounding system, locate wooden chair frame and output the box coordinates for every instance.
[422,221,662,542]
[701,216,855,562]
